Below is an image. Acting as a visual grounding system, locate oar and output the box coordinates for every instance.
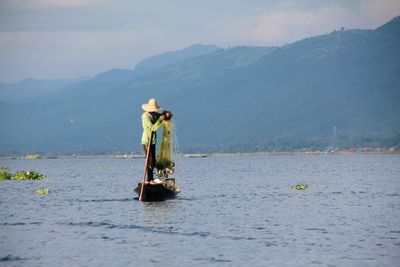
[139,131,154,201]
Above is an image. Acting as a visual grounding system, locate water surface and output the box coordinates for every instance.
[1,155,399,266]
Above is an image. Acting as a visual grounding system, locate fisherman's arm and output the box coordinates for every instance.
[142,113,164,132]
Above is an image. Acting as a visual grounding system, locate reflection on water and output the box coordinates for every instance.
[141,199,185,223]
[0,155,399,266]
[71,198,134,203]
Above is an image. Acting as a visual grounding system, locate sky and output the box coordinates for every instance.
[0,0,399,82]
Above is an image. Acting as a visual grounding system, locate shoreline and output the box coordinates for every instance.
[0,150,399,160]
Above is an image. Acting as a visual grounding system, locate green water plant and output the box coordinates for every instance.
[100,164,108,170]
[292,183,309,190]
[1,168,46,180]
[0,167,13,180]
[35,188,50,195]
[12,170,46,180]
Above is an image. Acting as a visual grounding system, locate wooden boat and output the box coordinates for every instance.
[183,153,208,158]
[134,178,180,201]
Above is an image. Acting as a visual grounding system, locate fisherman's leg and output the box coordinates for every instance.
[149,144,156,177]
[149,144,164,183]
[143,144,154,181]
[147,169,153,180]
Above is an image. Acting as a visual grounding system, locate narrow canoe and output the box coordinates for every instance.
[134,178,180,201]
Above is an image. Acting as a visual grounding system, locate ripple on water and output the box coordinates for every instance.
[69,198,134,203]
[1,155,399,266]
[0,255,30,262]
[1,222,43,226]
[61,221,213,238]
[193,256,232,263]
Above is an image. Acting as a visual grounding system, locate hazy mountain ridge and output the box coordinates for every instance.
[135,44,221,71]
[118,18,399,151]
[0,18,399,154]
[0,77,88,102]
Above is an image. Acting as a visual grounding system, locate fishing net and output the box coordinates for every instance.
[156,120,175,178]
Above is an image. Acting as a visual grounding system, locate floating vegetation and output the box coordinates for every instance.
[156,120,175,178]
[0,167,46,180]
[292,183,309,190]
[100,164,108,170]
[0,167,12,180]
[35,188,50,195]
[25,154,42,160]
[13,171,46,180]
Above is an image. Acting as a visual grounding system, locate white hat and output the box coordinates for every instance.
[141,98,160,112]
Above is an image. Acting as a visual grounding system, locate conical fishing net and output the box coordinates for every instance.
[156,120,175,178]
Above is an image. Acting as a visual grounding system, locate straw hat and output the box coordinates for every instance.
[141,98,160,112]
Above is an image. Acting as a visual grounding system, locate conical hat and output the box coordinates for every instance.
[142,98,160,112]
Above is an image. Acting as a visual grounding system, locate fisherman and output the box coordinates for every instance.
[141,98,171,184]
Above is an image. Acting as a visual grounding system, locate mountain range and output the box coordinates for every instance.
[0,17,399,155]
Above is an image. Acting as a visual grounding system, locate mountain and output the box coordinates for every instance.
[0,44,225,154]
[36,44,223,99]
[119,19,400,152]
[135,44,221,72]
[0,17,399,154]
[0,77,87,102]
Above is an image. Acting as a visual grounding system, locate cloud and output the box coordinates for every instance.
[37,0,92,7]
[358,0,400,26]
[247,0,400,46]
[249,6,350,46]
[0,29,183,81]
[0,0,399,81]
[0,0,93,10]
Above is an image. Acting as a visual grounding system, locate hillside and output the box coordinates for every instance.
[135,44,221,72]
[0,77,87,102]
[0,17,399,154]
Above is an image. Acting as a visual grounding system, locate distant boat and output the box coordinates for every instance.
[134,178,180,201]
[113,154,129,159]
[132,154,145,158]
[113,154,145,159]
[25,154,42,160]
[183,153,208,158]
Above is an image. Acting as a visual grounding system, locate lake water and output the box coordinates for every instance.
[0,155,399,266]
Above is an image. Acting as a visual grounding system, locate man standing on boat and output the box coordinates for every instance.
[141,98,171,185]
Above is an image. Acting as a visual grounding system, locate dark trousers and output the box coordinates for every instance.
[143,144,156,181]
